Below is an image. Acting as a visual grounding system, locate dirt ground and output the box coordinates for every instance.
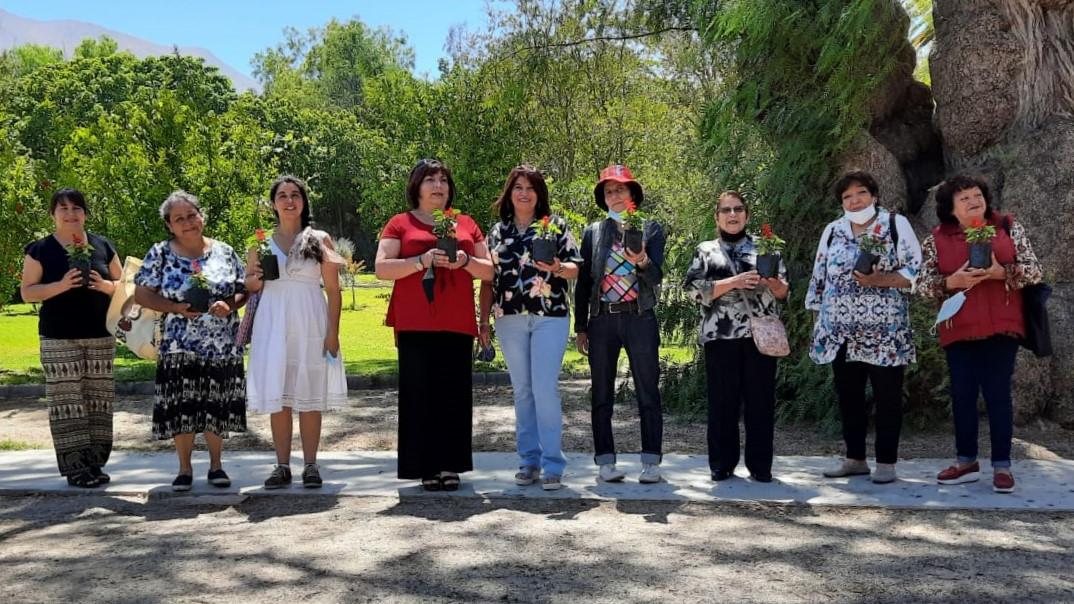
[2,379,1073,462]
[4,381,1074,602]
[1,494,1073,603]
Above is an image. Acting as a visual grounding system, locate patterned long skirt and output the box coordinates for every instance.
[153,353,247,440]
[40,336,115,476]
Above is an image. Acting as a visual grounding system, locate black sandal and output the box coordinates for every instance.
[439,472,460,491]
[89,466,111,484]
[66,471,100,488]
[421,476,442,491]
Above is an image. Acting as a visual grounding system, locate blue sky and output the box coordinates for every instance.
[1,0,503,79]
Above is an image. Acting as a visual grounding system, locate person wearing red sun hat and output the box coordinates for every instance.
[574,164,666,484]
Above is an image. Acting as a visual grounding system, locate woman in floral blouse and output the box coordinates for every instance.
[683,191,788,482]
[478,165,581,490]
[134,191,247,492]
[917,174,1042,494]
[806,171,922,485]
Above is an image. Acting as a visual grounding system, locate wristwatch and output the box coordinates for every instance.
[413,256,425,272]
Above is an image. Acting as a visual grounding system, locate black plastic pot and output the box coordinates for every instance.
[623,228,644,254]
[756,253,779,279]
[68,257,91,286]
[854,251,879,275]
[969,242,992,269]
[185,286,211,313]
[436,237,457,261]
[532,238,557,265]
[260,253,280,281]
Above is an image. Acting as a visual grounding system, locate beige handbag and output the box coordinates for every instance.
[720,244,790,358]
[105,256,162,360]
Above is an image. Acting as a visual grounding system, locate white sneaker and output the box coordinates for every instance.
[598,463,625,482]
[639,463,661,484]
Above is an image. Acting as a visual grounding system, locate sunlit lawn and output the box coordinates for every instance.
[0,275,692,385]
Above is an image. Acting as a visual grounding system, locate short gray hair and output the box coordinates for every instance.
[159,190,205,223]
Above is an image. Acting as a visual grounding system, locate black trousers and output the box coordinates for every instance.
[587,310,663,465]
[831,345,905,464]
[396,331,474,479]
[704,338,777,476]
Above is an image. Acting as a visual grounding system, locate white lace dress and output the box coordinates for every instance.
[247,232,347,413]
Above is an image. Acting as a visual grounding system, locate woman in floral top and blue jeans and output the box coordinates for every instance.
[806,172,922,484]
[479,165,581,491]
[134,191,248,492]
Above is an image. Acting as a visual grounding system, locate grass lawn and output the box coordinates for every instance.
[1,275,692,385]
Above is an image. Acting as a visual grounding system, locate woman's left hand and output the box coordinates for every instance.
[87,270,116,296]
[985,253,1006,280]
[445,250,469,270]
[623,247,649,268]
[534,258,560,273]
[208,300,231,317]
[323,333,340,357]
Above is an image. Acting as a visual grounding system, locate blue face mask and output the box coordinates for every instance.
[932,290,967,334]
[607,208,623,222]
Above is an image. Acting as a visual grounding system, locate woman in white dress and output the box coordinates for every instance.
[245,175,347,489]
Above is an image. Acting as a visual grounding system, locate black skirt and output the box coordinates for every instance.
[153,353,247,440]
[396,331,474,479]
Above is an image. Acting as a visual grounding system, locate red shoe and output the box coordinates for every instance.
[937,461,980,485]
[993,471,1015,494]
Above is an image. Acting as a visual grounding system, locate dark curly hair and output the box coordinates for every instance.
[833,171,880,204]
[935,174,994,225]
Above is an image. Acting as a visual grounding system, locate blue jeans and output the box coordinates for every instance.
[945,335,1018,469]
[587,309,663,465]
[496,314,569,477]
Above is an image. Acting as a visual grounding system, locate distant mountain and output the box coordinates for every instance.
[0,9,261,93]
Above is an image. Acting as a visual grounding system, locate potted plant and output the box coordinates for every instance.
[432,208,458,260]
[854,222,886,275]
[622,200,646,254]
[64,234,94,286]
[531,215,561,265]
[247,228,279,280]
[755,223,785,278]
[964,218,996,269]
[184,260,212,313]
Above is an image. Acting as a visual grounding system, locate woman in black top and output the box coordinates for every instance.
[20,188,121,488]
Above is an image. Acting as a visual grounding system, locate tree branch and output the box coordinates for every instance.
[510,26,697,57]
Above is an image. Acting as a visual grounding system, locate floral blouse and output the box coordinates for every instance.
[487,216,582,318]
[805,210,922,366]
[135,239,245,359]
[916,219,1042,300]
[683,235,788,345]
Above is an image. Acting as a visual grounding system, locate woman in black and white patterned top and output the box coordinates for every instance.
[683,191,788,483]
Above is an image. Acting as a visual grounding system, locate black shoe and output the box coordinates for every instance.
[421,476,441,491]
[264,465,292,489]
[711,469,736,482]
[750,472,773,483]
[207,468,231,488]
[88,466,110,484]
[440,472,460,491]
[66,471,100,488]
[172,473,193,492]
[302,464,322,489]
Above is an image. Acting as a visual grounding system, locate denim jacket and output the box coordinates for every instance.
[574,218,665,333]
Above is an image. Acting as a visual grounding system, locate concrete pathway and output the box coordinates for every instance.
[1,450,1072,511]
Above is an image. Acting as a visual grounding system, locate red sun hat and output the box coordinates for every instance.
[594,164,644,210]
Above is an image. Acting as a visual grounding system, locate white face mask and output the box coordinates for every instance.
[844,203,877,225]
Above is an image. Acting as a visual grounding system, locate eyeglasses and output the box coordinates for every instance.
[717,206,747,215]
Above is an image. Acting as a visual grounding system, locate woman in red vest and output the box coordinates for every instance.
[918,174,1043,494]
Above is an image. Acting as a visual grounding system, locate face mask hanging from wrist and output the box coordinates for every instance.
[932,290,967,335]
[844,204,877,225]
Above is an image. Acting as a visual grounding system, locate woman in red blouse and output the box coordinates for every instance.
[374,159,494,491]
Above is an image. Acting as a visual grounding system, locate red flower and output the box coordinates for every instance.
[444,209,457,218]
[191,260,202,273]
[624,200,637,213]
[970,218,986,228]
[255,228,266,241]
[761,223,774,238]
[72,235,83,245]
[542,216,551,227]
[873,222,883,235]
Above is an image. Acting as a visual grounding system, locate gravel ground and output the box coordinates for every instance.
[1,494,1073,603]
[2,379,1072,461]
[4,381,1074,602]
